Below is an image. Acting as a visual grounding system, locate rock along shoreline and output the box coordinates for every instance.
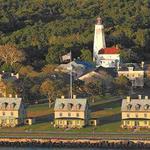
[0,138,150,149]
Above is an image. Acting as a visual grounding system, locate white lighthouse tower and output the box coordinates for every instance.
[93,17,106,65]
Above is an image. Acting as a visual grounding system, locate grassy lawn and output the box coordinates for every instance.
[27,103,53,118]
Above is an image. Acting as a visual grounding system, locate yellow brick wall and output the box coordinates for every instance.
[55,111,85,119]
[122,120,150,128]
[54,119,85,128]
[122,111,150,128]
[0,106,26,127]
[122,112,150,119]
[0,110,19,118]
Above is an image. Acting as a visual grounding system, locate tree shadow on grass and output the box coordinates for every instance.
[90,99,122,112]
[34,113,54,123]
[98,113,121,126]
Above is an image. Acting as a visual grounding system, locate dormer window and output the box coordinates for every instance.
[135,104,141,110]
[144,104,149,110]
[2,102,8,109]
[10,103,16,109]
[76,103,82,110]
[127,104,132,110]
[59,103,65,109]
[67,103,73,110]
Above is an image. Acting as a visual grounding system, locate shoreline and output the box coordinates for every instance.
[0,137,150,149]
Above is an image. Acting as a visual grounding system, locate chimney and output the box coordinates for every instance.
[138,95,142,99]
[9,94,12,98]
[141,61,144,69]
[3,93,6,97]
[126,96,131,103]
[11,73,14,77]
[15,94,18,98]
[145,96,148,100]
[61,95,64,99]
[16,73,19,79]
[73,95,76,99]
[128,67,134,71]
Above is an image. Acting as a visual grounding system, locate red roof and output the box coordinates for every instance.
[98,47,119,54]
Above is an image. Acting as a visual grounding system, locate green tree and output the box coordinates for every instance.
[46,48,60,64]
[80,49,93,63]
[113,75,131,95]
[40,79,56,108]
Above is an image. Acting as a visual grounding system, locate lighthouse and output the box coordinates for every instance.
[93,17,120,68]
[93,17,106,65]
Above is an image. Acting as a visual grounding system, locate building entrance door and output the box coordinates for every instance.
[67,120,72,128]
[134,121,139,127]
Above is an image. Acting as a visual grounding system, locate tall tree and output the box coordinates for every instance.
[40,79,56,108]
[0,44,25,66]
[80,49,93,63]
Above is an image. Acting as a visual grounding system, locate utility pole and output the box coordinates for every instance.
[70,51,73,100]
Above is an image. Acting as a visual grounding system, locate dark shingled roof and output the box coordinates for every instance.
[54,98,87,111]
[121,98,150,112]
[0,97,22,110]
[118,63,143,71]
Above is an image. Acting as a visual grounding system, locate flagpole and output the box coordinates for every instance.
[70,51,73,100]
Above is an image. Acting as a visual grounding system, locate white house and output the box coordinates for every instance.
[56,60,95,79]
[98,47,120,68]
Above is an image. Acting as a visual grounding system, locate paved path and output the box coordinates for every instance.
[0,131,150,140]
